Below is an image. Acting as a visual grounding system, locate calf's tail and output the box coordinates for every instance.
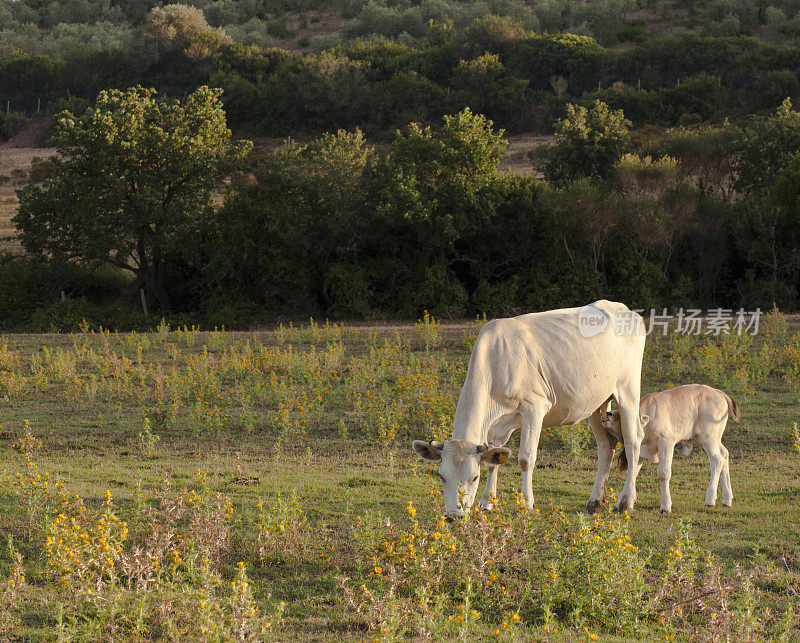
[616,444,628,472]
[721,391,740,422]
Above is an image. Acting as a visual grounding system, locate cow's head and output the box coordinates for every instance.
[412,439,512,519]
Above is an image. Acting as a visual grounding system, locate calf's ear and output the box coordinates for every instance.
[412,440,443,461]
[599,412,614,429]
[640,414,650,426]
[479,446,512,466]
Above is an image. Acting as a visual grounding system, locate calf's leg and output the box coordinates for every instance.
[702,440,725,507]
[657,437,675,515]
[720,444,733,507]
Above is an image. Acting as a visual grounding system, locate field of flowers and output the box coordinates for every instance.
[0,312,798,640]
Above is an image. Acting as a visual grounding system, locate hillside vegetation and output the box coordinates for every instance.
[3,1,800,325]
[3,0,800,139]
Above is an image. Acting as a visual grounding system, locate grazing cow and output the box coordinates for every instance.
[412,300,646,519]
[599,383,739,515]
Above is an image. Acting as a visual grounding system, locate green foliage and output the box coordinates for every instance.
[506,32,604,84]
[640,124,739,196]
[728,195,799,308]
[379,109,507,314]
[543,100,631,186]
[0,52,59,92]
[14,86,251,312]
[213,128,377,316]
[735,98,800,195]
[145,3,223,54]
[451,53,532,130]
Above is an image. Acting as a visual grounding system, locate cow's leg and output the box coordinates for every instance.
[657,437,675,515]
[479,465,499,510]
[702,440,725,507]
[720,444,733,507]
[481,412,522,510]
[613,394,644,513]
[518,406,545,511]
[587,410,616,514]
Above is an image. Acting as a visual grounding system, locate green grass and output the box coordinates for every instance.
[0,323,797,639]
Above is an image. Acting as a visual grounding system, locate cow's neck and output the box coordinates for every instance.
[451,370,495,444]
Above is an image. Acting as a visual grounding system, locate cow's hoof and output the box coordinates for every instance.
[660,509,671,517]
[479,501,494,512]
[705,503,715,508]
[587,499,601,515]
[613,496,630,513]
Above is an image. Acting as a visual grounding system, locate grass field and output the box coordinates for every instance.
[0,317,798,640]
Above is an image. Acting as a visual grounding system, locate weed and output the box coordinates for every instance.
[415,311,444,350]
[137,417,160,456]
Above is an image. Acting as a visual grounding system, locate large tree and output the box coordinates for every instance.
[14,85,251,311]
[379,108,508,315]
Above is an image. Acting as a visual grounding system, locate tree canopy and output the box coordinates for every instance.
[543,100,631,187]
[14,85,251,311]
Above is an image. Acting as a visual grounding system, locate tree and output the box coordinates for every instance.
[450,53,531,131]
[14,85,251,311]
[213,129,378,317]
[734,98,800,195]
[543,100,631,186]
[145,3,224,54]
[379,108,507,314]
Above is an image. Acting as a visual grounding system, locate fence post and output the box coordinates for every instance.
[140,289,148,316]
[37,97,41,113]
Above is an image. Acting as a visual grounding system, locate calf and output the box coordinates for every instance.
[599,384,739,515]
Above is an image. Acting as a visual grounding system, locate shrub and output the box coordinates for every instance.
[145,3,225,53]
[543,100,631,186]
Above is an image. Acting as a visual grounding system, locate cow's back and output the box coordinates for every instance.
[460,301,645,435]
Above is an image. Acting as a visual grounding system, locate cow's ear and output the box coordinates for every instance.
[412,440,443,462]
[480,446,512,466]
[640,414,650,426]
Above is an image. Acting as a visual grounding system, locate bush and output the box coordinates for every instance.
[753,69,800,109]
[543,100,631,186]
[505,33,604,88]
[145,3,224,53]
[0,112,28,142]
[0,53,60,93]
[653,73,728,123]
[734,97,800,194]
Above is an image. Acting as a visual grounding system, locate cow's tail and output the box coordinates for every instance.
[721,390,740,422]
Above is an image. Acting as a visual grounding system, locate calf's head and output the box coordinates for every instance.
[598,410,650,437]
[598,410,652,469]
[411,440,512,518]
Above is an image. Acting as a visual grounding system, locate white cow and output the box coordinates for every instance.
[599,383,739,515]
[412,300,646,518]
